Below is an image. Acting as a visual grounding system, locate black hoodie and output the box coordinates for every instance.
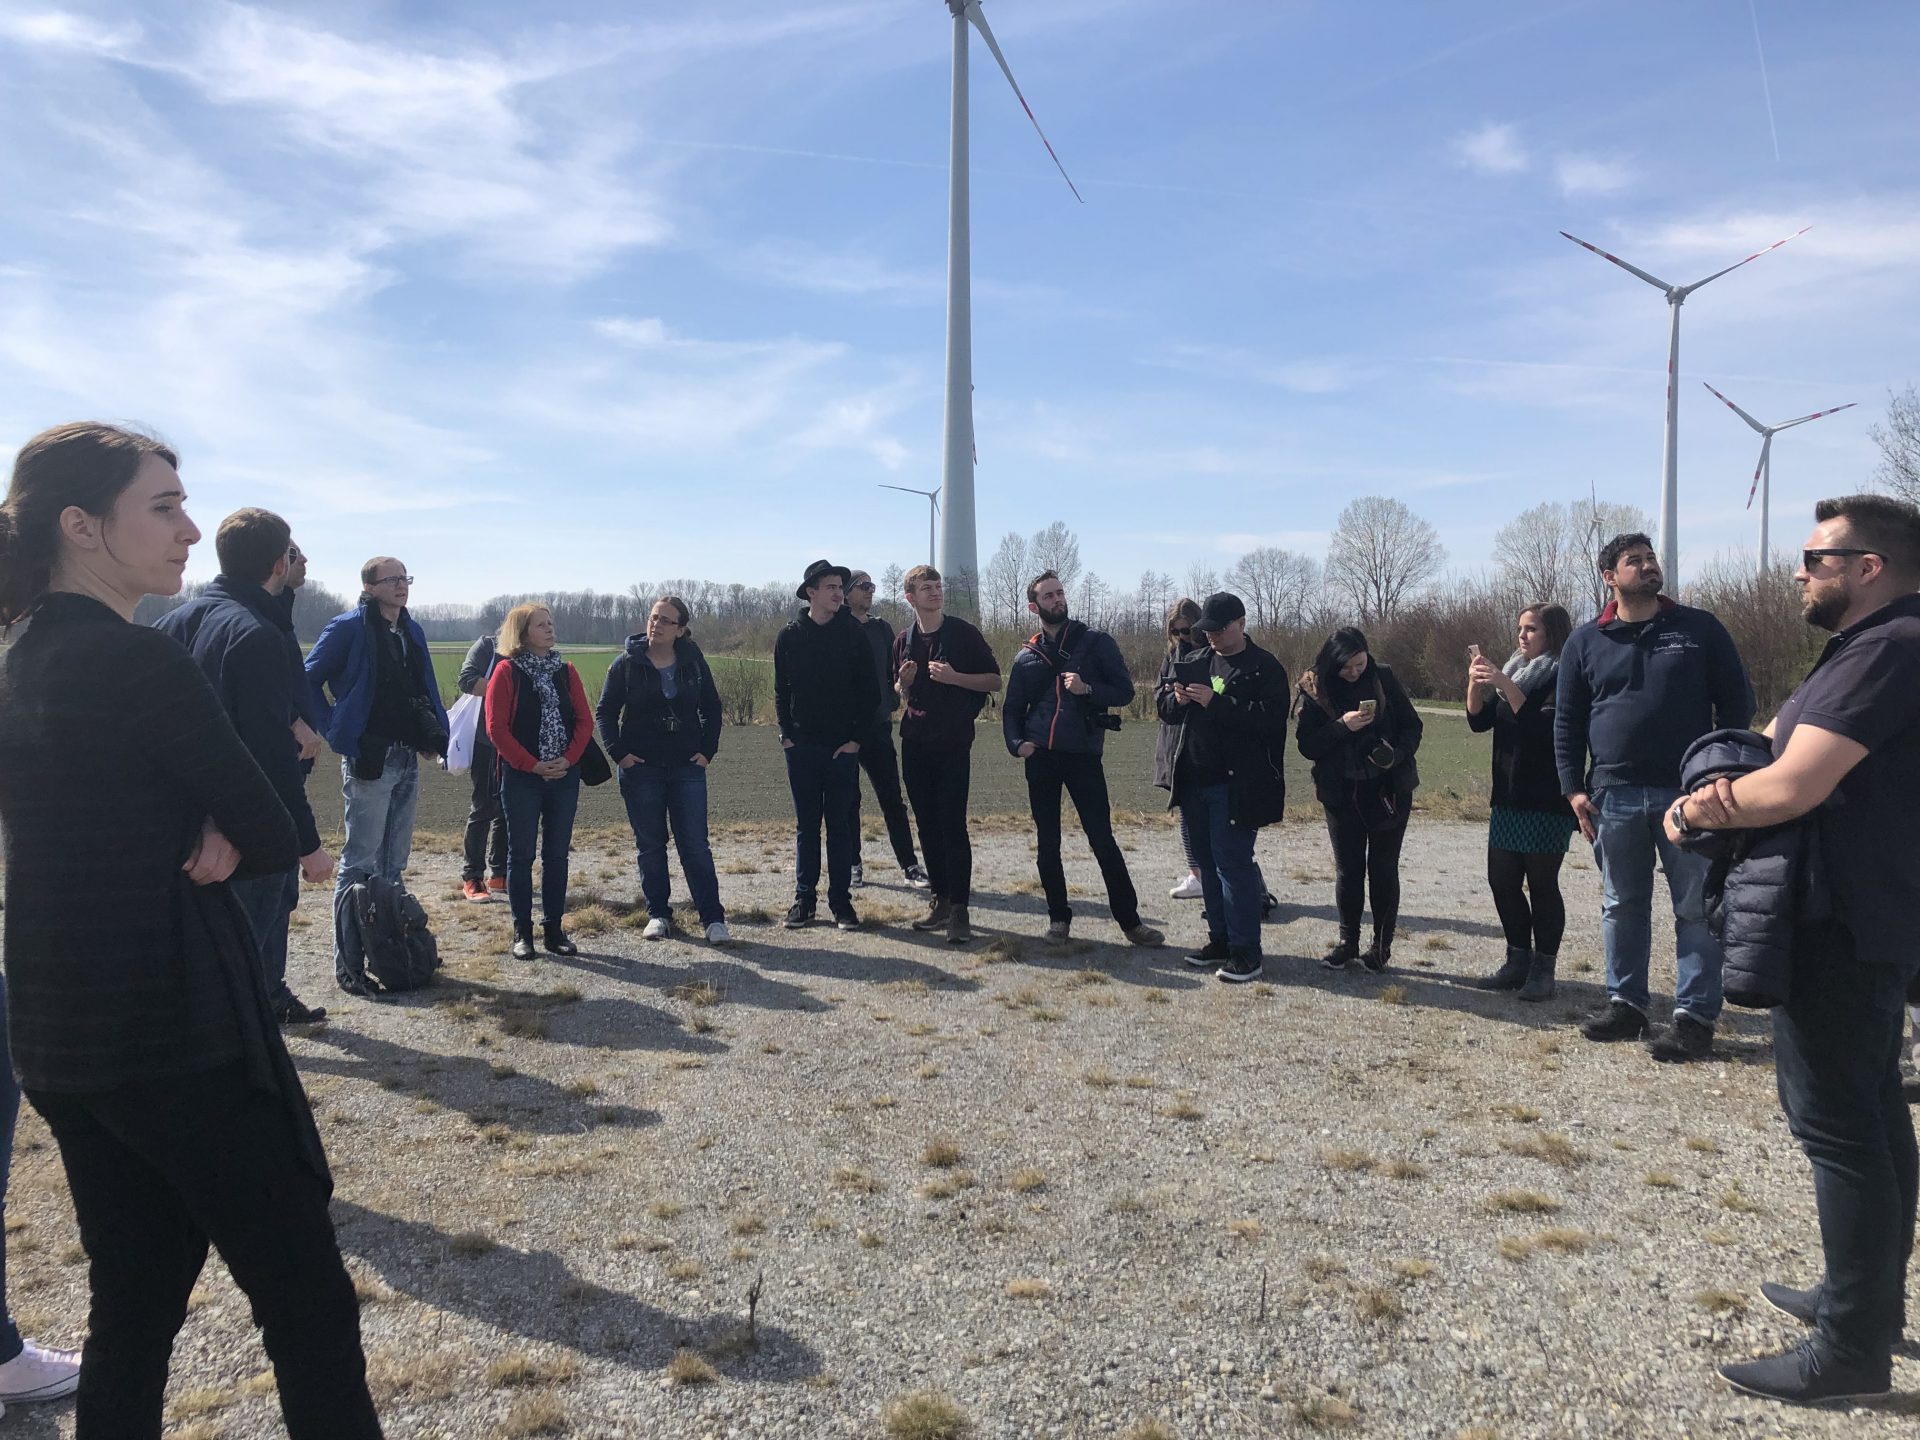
[597,634,723,767]
[773,608,881,749]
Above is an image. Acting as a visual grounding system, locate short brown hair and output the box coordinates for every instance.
[1814,493,1920,579]
[215,508,291,587]
[903,564,941,595]
[1026,569,1060,605]
[360,555,402,587]
[497,603,551,658]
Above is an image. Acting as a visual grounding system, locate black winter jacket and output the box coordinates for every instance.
[1466,657,1572,816]
[1295,662,1422,810]
[1153,642,1289,829]
[1677,728,1831,1010]
[597,635,724,767]
[1002,621,1134,757]
[773,609,881,750]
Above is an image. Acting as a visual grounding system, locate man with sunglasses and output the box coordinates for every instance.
[1555,531,1754,1061]
[844,570,929,891]
[1662,495,1920,1406]
[306,558,448,994]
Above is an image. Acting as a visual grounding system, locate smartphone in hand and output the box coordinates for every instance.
[1357,698,1377,717]
[1467,643,1482,661]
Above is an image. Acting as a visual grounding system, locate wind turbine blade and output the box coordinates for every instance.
[1683,225,1811,292]
[1773,401,1858,431]
[1701,380,1768,435]
[1560,231,1671,291]
[1747,433,1772,510]
[964,1,1084,203]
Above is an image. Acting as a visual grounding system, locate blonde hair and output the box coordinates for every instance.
[903,564,941,596]
[497,603,551,658]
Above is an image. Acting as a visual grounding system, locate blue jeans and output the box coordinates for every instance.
[502,766,582,929]
[1591,784,1721,1024]
[784,742,859,910]
[231,866,300,1009]
[619,761,725,926]
[1179,784,1263,955]
[0,975,23,1363]
[332,747,419,985]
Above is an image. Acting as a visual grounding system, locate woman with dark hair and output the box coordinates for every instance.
[0,422,382,1436]
[485,603,595,960]
[1296,626,1423,972]
[1467,603,1576,1000]
[1154,598,1207,899]
[597,595,729,944]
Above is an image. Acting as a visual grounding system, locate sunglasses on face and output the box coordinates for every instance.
[1170,627,1192,637]
[852,581,876,591]
[1802,548,1879,570]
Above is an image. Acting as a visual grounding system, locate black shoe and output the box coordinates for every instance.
[832,906,861,932]
[912,898,953,933]
[275,996,328,1026]
[1217,952,1264,985]
[1321,934,1360,972]
[1648,1013,1715,1063]
[1475,947,1533,991]
[783,901,815,929]
[1761,1281,1821,1326]
[1906,1074,1920,1105]
[1360,931,1392,974]
[542,926,578,957]
[1516,952,1557,1003]
[1185,937,1231,969]
[1262,891,1279,918]
[511,924,538,961]
[945,904,972,944]
[1580,999,1649,1042]
[1719,1338,1890,1407]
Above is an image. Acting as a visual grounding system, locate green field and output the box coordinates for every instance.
[428,643,622,707]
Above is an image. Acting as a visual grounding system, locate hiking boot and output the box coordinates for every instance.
[851,862,866,888]
[912,898,952,932]
[904,864,931,890]
[946,905,973,944]
[542,925,578,957]
[1648,1013,1715,1063]
[1170,873,1203,899]
[1124,923,1164,948]
[275,996,328,1026]
[0,1339,81,1402]
[462,878,490,902]
[1322,932,1361,971]
[1476,946,1532,991]
[1044,920,1071,944]
[1719,1338,1890,1406]
[1360,927,1393,973]
[511,924,538,961]
[1580,999,1648,1042]
[832,905,861,932]
[1186,937,1231,969]
[783,901,816,929]
[642,916,672,941]
[1516,952,1557,1003]
[1216,951,1264,985]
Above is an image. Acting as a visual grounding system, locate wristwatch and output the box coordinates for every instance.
[1668,797,1694,836]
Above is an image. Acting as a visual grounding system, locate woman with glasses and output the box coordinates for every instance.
[1467,604,1575,1001]
[484,605,594,960]
[597,596,729,943]
[1155,599,1208,898]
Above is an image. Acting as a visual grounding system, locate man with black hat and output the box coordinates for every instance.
[1157,592,1290,983]
[773,560,882,930]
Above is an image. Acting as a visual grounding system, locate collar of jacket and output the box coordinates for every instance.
[1596,593,1677,627]
[1025,619,1086,664]
[205,574,280,625]
[358,594,410,632]
[1833,590,1920,643]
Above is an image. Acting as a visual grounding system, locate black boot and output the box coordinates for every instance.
[511,922,537,961]
[1321,928,1361,971]
[543,923,578,957]
[1516,951,1556,1002]
[1361,924,1393,973]
[1476,945,1532,991]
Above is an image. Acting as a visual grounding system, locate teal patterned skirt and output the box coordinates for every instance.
[1488,805,1578,856]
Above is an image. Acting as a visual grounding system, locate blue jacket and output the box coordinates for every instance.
[1002,621,1134,757]
[155,576,321,856]
[304,599,447,760]
[1553,597,1754,795]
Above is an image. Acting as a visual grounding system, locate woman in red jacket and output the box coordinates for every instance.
[484,605,592,959]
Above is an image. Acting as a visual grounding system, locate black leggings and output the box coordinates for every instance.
[1325,804,1408,937]
[1486,846,1567,956]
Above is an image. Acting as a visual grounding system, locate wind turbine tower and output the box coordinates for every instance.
[1560,225,1808,589]
[1701,382,1855,577]
[937,0,1080,611]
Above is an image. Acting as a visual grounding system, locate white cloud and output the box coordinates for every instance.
[1555,153,1634,196]
[0,10,140,54]
[1453,121,1528,175]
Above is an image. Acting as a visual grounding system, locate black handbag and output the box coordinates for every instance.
[579,738,613,787]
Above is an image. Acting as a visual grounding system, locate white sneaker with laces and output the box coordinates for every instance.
[904,864,931,891]
[0,1339,82,1402]
[641,917,671,941]
[704,921,732,944]
[1169,873,1204,900]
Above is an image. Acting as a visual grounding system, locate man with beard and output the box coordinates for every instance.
[1663,495,1920,1405]
[1554,532,1754,1061]
[1003,570,1163,948]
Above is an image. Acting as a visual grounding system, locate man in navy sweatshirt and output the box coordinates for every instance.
[1555,531,1754,1061]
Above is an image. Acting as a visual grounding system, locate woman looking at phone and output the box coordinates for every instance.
[1296,627,1422,972]
[1466,604,1575,1000]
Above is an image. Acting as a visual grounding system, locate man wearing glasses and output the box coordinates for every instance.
[306,557,448,994]
[1662,495,1920,1405]
[1554,531,1754,1061]
[844,570,929,891]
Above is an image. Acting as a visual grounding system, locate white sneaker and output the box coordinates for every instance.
[904,864,931,890]
[704,921,732,944]
[1169,873,1204,900]
[0,1339,81,1401]
[642,917,672,941]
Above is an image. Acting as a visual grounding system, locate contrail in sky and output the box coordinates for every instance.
[1748,0,1782,162]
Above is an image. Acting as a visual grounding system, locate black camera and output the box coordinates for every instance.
[1094,713,1122,733]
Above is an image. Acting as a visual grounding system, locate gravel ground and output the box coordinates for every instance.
[4,816,1916,1439]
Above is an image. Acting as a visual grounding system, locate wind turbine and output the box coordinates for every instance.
[1701,381,1855,577]
[937,0,1081,612]
[1560,225,1808,589]
[880,482,941,568]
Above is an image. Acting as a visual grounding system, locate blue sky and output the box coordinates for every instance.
[2,1,1915,605]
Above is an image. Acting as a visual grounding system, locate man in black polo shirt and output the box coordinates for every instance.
[1665,494,1920,1405]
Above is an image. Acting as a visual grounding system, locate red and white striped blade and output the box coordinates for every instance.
[1747,433,1772,510]
[1560,231,1671,291]
[1775,401,1858,430]
[1702,380,1767,435]
[1685,225,1811,292]
[965,1,1084,203]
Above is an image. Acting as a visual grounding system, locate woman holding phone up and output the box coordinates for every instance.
[1296,627,1422,972]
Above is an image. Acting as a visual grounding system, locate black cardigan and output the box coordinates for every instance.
[1466,660,1574,816]
[0,593,300,1091]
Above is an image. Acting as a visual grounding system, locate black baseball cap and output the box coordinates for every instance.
[1195,592,1246,632]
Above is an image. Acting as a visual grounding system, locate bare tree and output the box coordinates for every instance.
[1078,571,1115,630]
[982,531,1028,630]
[1227,546,1320,632]
[1184,562,1220,601]
[1572,494,1654,617]
[1870,383,1920,505]
[1027,521,1082,594]
[1135,569,1175,629]
[1325,496,1446,622]
[1493,502,1578,607]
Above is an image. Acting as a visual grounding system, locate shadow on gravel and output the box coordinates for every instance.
[1279,900,1507,939]
[547,949,835,1014]
[736,934,979,992]
[296,1028,662,1133]
[331,1201,826,1380]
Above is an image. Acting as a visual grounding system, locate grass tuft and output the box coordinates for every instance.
[883,1390,973,1440]
[1004,1278,1051,1300]
[1008,1168,1047,1194]
[1486,1189,1561,1214]
[1354,1285,1405,1322]
[665,1348,717,1386]
[1694,1288,1747,1314]
[921,1141,963,1169]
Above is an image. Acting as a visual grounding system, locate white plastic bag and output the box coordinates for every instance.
[443,692,481,775]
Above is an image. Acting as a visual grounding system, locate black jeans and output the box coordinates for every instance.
[1772,927,1918,1365]
[1486,846,1567,955]
[1325,802,1408,939]
[461,740,506,881]
[902,741,973,904]
[855,724,919,872]
[27,1063,381,1440]
[1024,749,1140,929]
[785,742,859,909]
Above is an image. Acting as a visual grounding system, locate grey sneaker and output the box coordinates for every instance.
[912,898,952,932]
[851,862,866,888]
[1123,923,1164,948]
[1044,920,1071,944]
